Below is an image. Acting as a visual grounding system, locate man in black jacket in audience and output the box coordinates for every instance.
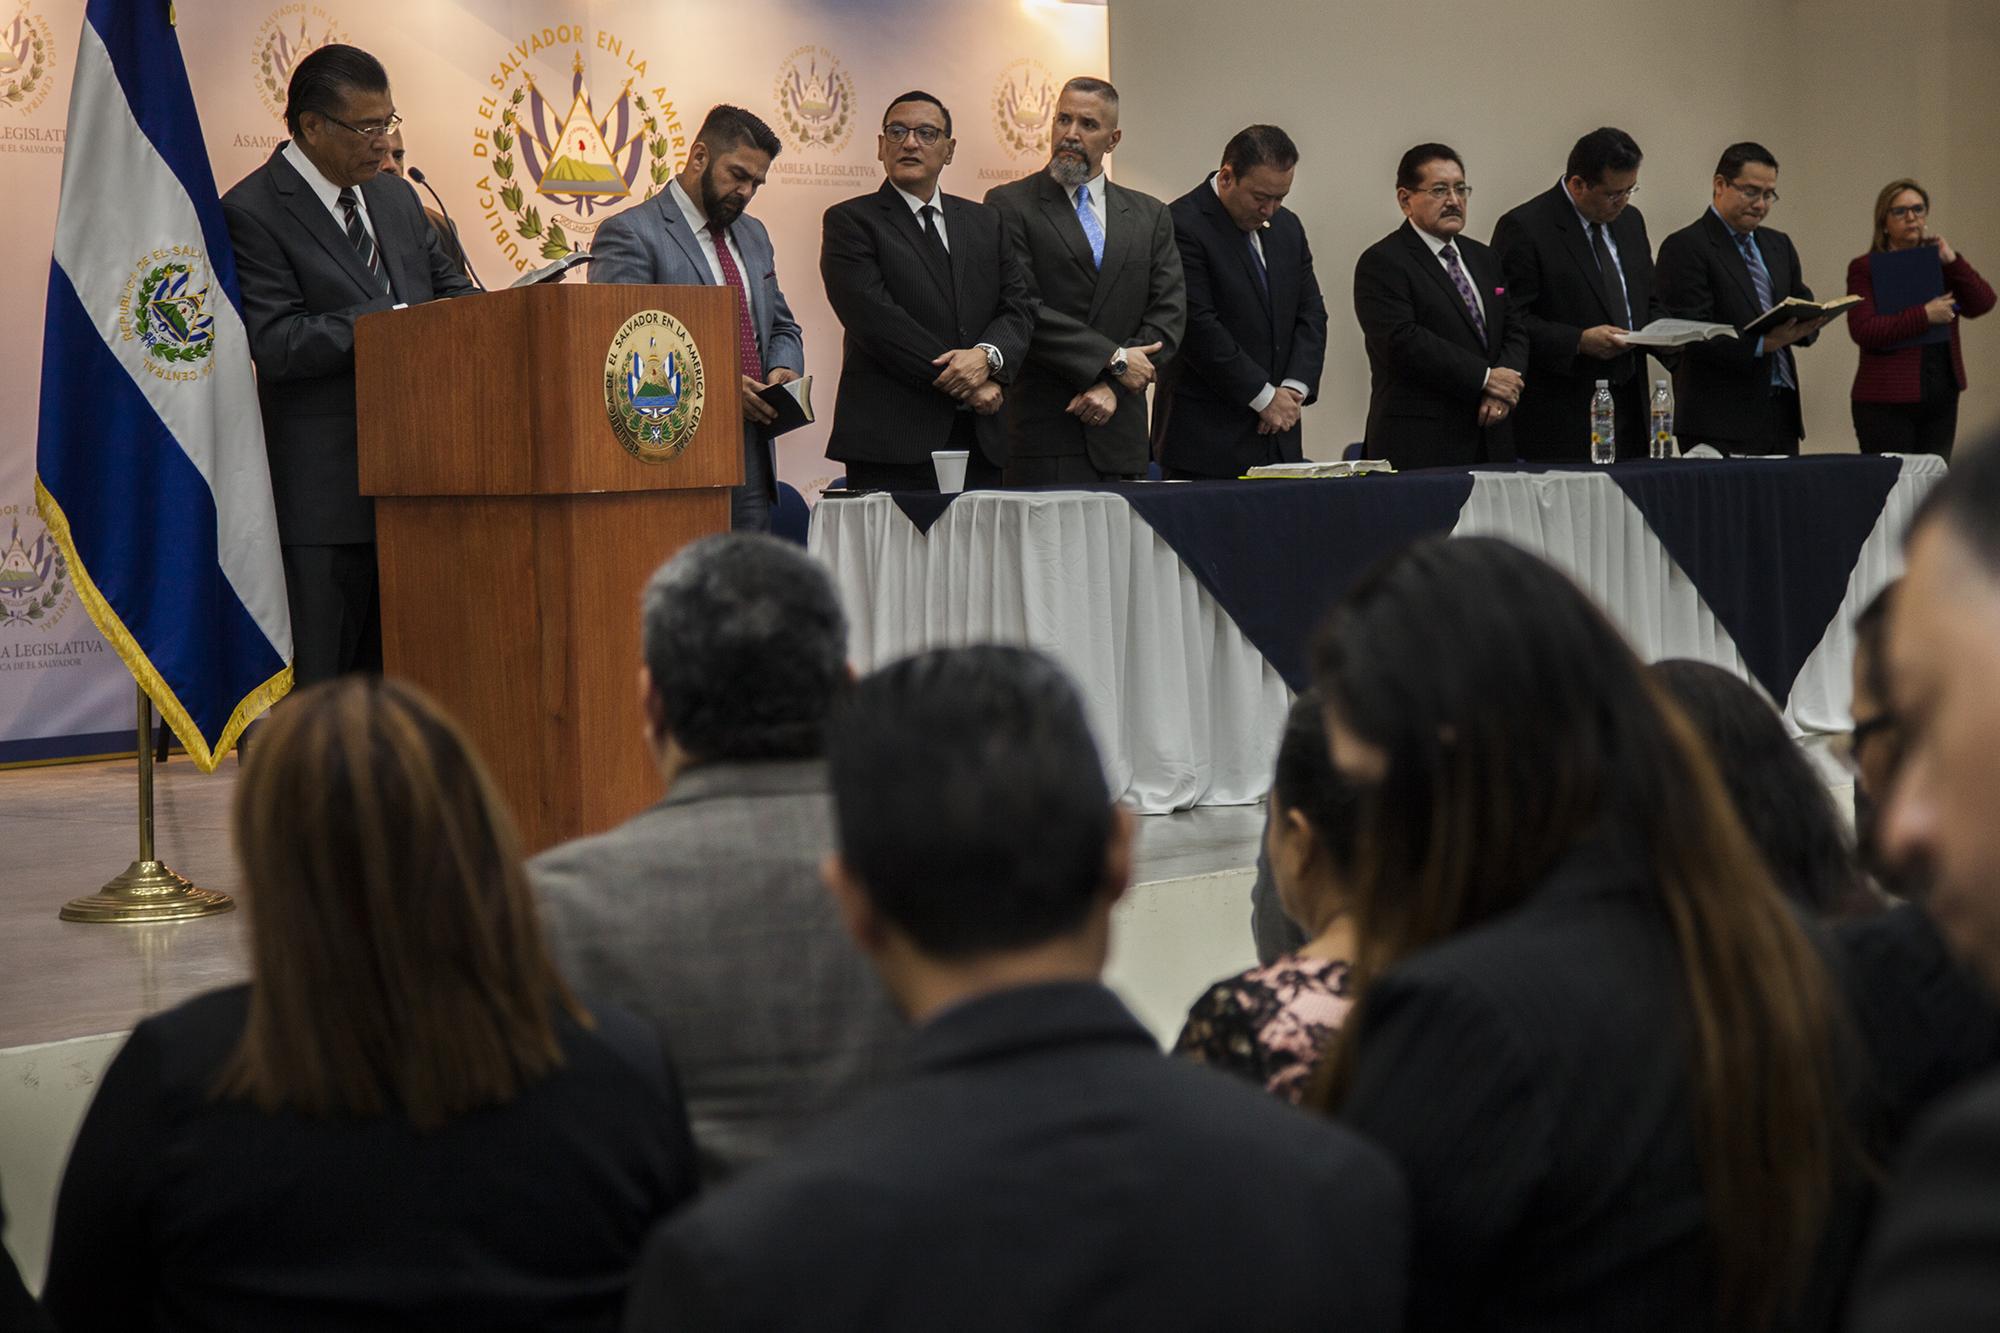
[622,645,1408,1333]
[1851,439,2000,1331]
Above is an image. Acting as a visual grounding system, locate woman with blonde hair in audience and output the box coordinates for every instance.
[1307,536,1854,1333]
[1175,692,1356,1102]
[43,678,697,1332]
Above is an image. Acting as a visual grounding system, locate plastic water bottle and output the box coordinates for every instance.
[1649,380,1674,460]
[1589,381,1616,465]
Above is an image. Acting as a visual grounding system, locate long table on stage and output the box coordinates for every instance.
[808,454,1945,814]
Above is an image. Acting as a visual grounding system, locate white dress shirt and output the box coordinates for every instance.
[1210,174,1309,413]
[669,176,749,286]
[283,139,377,247]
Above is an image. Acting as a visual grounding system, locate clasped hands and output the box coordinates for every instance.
[1066,340,1165,427]
[1479,367,1524,428]
[930,347,1004,416]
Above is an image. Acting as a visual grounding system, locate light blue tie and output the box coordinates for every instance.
[1075,184,1104,269]
[1734,230,1796,391]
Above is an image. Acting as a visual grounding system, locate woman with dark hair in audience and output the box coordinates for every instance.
[1649,658,1883,920]
[1307,536,1853,1333]
[1175,692,1355,1102]
[42,678,698,1332]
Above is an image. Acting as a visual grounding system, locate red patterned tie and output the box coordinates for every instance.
[709,222,764,381]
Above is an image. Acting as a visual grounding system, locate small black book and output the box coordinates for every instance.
[758,376,815,437]
[1740,295,1860,340]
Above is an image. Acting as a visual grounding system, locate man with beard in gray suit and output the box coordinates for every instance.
[530,534,905,1185]
[591,106,806,530]
[984,77,1185,483]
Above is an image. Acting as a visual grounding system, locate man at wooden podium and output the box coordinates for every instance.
[590,106,807,532]
[221,45,475,685]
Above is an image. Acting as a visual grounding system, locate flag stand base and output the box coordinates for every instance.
[58,686,233,924]
[60,860,233,923]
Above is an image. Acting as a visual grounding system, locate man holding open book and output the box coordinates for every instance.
[1656,142,1830,456]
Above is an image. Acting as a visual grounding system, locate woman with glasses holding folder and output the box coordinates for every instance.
[1847,178,1995,458]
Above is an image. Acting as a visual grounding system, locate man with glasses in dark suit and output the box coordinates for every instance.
[821,92,1032,491]
[222,44,475,685]
[1656,142,1829,456]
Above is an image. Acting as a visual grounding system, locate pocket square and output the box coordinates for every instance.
[1494,286,1506,296]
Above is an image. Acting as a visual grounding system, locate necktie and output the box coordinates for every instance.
[1075,184,1104,269]
[709,221,763,382]
[1246,229,1270,301]
[1439,244,1488,348]
[337,187,391,297]
[1589,223,1632,329]
[1733,230,1795,391]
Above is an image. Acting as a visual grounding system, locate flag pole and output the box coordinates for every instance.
[58,685,233,923]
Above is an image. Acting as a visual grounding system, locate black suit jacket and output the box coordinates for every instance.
[1851,1070,2000,1332]
[1339,837,1725,1332]
[1493,184,1666,460]
[222,147,476,546]
[623,981,1408,1332]
[1655,209,1816,451]
[1153,176,1328,478]
[41,985,697,1332]
[820,183,1033,470]
[1354,222,1529,470]
[984,172,1187,477]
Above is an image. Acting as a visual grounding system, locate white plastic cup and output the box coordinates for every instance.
[931,449,970,494]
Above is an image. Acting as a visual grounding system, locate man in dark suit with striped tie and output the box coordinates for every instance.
[1656,142,1829,456]
[1352,143,1529,471]
[222,44,474,684]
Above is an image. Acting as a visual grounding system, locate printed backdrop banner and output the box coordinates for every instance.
[0,0,1108,762]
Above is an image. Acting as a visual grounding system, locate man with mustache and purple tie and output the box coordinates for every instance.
[984,77,1185,484]
[1353,143,1530,471]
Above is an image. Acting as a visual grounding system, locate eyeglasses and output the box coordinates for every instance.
[321,112,403,142]
[1414,183,1472,201]
[1887,203,1929,220]
[883,123,946,147]
[1600,185,1640,203]
[1728,181,1780,205]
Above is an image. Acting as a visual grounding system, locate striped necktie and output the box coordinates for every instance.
[337,187,390,297]
[1733,230,1795,390]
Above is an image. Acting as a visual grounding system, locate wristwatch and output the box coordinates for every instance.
[1108,348,1129,378]
[983,344,1003,375]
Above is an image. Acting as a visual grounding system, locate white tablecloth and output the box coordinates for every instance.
[809,455,1945,813]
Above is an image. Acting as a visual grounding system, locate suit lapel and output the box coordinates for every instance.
[1551,187,1612,322]
[880,183,955,311]
[1086,182,1136,323]
[942,193,971,315]
[269,146,382,300]
[1401,222,1484,345]
[361,176,415,301]
[1200,180,1272,322]
[1037,171,1099,277]
[1704,210,1762,312]
[658,193,716,286]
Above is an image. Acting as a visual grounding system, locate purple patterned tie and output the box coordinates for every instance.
[1439,243,1488,348]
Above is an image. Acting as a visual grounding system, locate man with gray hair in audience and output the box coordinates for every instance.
[531,534,905,1184]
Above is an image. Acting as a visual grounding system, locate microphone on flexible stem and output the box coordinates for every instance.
[408,167,486,292]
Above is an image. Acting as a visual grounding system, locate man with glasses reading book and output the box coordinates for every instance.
[222,44,475,685]
[820,92,1032,491]
[1657,142,1828,456]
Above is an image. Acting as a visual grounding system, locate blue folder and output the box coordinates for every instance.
[1871,245,1952,349]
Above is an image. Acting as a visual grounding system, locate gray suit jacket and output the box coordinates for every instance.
[588,187,806,379]
[984,171,1186,476]
[221,146,476,545]
[529,758,906,1184]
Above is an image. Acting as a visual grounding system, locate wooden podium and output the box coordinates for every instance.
[356,283,739,853]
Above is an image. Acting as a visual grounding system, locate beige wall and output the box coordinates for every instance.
[1109,0,2000,457]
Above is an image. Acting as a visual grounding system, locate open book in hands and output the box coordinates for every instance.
[1618,318,1738,348]
[1739,295,1860,340]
